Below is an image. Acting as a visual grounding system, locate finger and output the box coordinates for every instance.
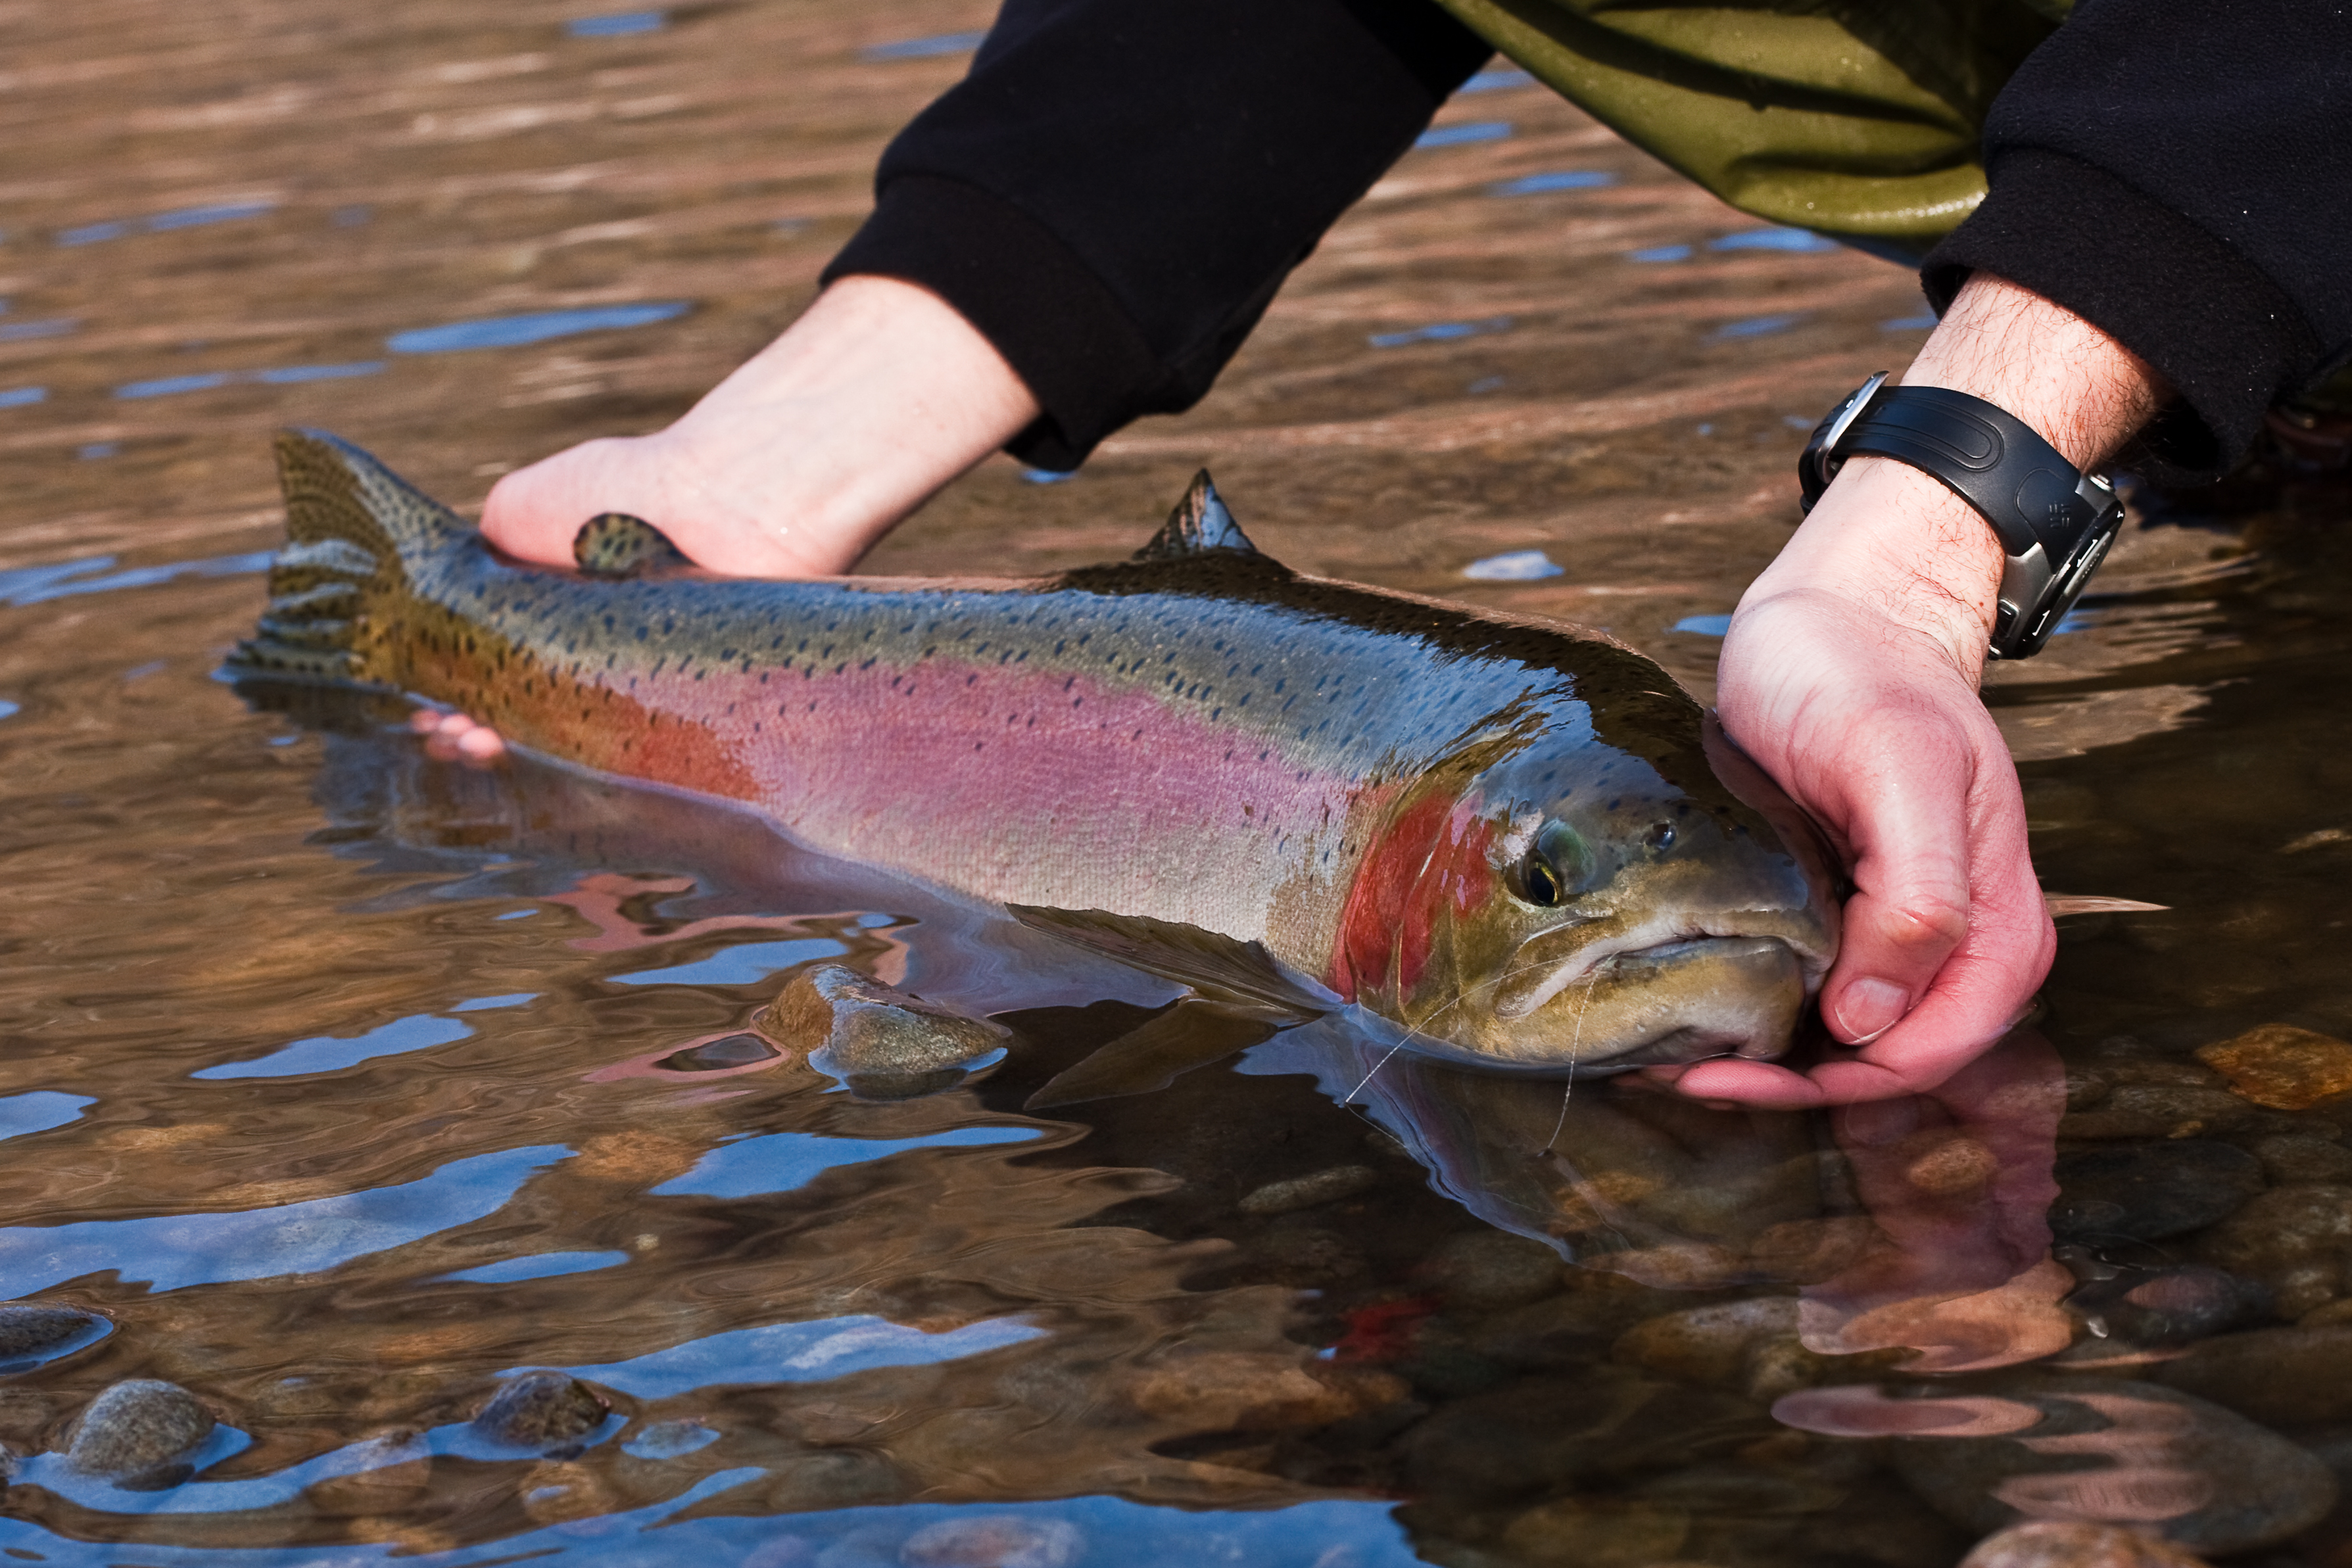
[1671,1057,1832,1108]
[1817,723,1980,1045]
[456,725,506,763]
[1813,892,2055,1102]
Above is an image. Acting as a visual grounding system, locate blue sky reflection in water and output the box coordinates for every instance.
[652,1126,1044,1200]
[0,1090,95,1141]
[388,301,692,354]
[0,1146,571,1294]
[535,1314,1048,1398]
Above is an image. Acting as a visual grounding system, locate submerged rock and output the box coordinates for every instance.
[1124,1351,1405,1435]
[2191,1183,2352,1316]
[2087,1266,2270,1345]
[1497,1495,1692,1567]
[898,1515,1082,1568]
[1418,1231,1564,1311]
[2050,1141,2265,1243]
[0,1304,109,1372]
[766,965,1009,1099]
[2251,1133,2352,1185]
[1889,1378,2332,1556]
[1237,1164,1378,1216]
[64,1379,215,1485]
[2057,1084,2257,1140]
[2156,1322,2352,1425]
[2196,1023,2352,1110]
[1958,1521,2210,1567]
[472,1371,610,1452]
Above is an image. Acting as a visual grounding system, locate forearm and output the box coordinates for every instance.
[480,275,1038,576]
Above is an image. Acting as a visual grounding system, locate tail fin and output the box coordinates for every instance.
[229,429,472,684]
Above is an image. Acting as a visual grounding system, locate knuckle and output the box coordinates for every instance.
[1880,891,1969,951]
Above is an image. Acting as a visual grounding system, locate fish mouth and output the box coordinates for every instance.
[1481,931,1811,1071]
[1491,916,1829,1022]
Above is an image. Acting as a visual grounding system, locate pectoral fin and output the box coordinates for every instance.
[2043,893,2169,917]
[1026,998,1280,1109]
[1005,905,1337,1021]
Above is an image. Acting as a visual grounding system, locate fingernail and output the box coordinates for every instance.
[1831,977,1909,1043]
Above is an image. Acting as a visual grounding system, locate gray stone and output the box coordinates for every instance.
[2251,1133,2352,1186]
[2156,1322,2352,1425]
[898,1515,1082,1568]
[2192,1183,2352,1314]
[2057,1084,2258,1140]
[472,1371,609,1452]
[2050,1141,2265,1243]
[1418,1231,1564,1311]
[0,1305,108,1372]
[1239,1164,1378,1216]
[1890,1378,2334,1556]
[1957,1521,2209,1568]
[64,1379,215,1485]
[768,966,1009,1099]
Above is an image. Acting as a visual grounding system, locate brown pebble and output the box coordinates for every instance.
[2196,1024,2352,1110]
[472,1371,610,1452]
[1238,1164,1378,1216]
[764,964,1008,1095]
[1958,1521,2210,1567]
[1125,1352,1406,1434]
[1905,1133,2003,1196]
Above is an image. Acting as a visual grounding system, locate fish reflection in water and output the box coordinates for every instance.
[5,721,2289,1561]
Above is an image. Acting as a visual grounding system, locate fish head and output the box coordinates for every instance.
[1338,705,1839,1074]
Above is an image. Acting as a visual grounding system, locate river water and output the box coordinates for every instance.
[6,1,2352,1565]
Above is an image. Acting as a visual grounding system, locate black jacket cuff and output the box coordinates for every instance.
[1923,148,2320,482]
[822,175,1166,473]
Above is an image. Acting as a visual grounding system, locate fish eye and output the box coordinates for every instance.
[1644,822,1677,854]
[1513,820,1588,907]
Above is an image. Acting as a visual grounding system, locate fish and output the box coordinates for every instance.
[229,429,1839,1075]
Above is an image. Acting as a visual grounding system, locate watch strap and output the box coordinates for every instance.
[1798,375,2124,659]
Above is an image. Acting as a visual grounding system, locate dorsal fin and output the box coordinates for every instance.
[574,512,694,579]
[1132,471,1260,561]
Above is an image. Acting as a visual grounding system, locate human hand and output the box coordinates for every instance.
[479,275,1040,578]
[1677,459,2054,1106]
[1666,273,2165,1106]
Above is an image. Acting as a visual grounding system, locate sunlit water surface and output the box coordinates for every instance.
[6,1,2352,1564]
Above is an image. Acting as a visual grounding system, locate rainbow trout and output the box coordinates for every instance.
[232,430,1838,1074]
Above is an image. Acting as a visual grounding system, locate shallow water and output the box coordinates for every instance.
[7,1,2352,1563]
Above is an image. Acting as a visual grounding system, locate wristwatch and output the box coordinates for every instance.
[1798,372,2124,659]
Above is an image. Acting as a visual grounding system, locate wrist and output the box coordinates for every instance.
[1741,457,2004,678]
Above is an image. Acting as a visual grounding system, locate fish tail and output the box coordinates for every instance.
[229,428,471,685]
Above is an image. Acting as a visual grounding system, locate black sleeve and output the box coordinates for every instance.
[822,0,1492,470]
[1921,0,2352,481]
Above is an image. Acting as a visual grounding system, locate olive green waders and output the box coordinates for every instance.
[1431,0,2352,442]
[1428,0,2068,262]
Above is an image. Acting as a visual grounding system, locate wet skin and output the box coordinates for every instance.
[239,432,1838,1074]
